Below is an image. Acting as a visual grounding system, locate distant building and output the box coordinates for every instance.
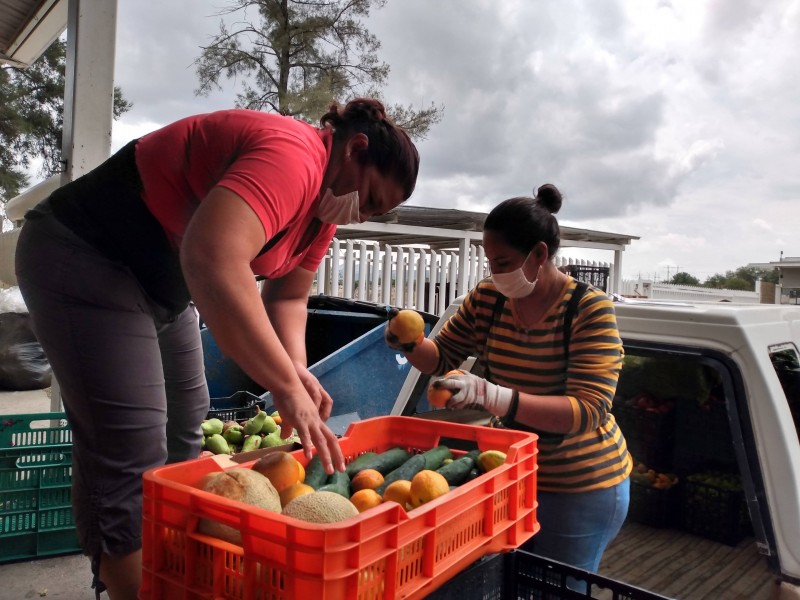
[749,256,800,304]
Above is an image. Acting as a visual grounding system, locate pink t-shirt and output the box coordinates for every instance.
[134,109,336,278]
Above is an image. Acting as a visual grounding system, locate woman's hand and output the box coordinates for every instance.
[294,362,333,421]
[273,385,344,474]
[432,371,515,417]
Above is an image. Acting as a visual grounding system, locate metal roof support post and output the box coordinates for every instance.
[46,0,118,413]
[62,0,118,182]
[457,237,470,297]
[612,249,623,295]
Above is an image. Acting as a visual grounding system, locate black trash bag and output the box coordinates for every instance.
[0,312,52,391]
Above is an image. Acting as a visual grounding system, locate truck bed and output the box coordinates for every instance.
[599,522,773,599]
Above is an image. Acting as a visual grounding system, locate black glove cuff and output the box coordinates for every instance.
[500,389,521,424]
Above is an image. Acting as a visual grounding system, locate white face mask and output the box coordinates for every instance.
[492,254,538,298]
[317,188,361,225]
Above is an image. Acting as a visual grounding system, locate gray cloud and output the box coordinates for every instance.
[108,0,800,279]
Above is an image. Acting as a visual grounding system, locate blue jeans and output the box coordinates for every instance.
[522,477,630,575]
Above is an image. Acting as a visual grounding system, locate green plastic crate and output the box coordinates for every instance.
[0,412,80,563]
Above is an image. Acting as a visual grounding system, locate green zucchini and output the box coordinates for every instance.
[436,450,480,486]
[304,455,327,490]
[375,454,426,495]
[421,445,453,470]
[344,451,379,478]
[317,470,350,498]
[348,447,412,476]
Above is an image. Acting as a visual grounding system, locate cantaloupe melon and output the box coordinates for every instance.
[198,467,281,543]
[282,490,359,523]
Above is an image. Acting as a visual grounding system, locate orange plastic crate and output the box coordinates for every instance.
[139,416,539,600]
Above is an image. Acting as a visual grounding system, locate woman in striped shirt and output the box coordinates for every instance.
[386,184,631,576]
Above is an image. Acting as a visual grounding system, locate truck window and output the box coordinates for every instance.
[768,343,800,438]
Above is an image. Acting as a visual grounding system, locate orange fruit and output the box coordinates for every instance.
[389,309,425,344]
[279,482,314,507]
[350,489,383,513]
[409,470,450,508]
[382,480,412,508]
[252,451,304,492]
[351,469,385,492]
[427,370,464,407]
[427,386,452,408]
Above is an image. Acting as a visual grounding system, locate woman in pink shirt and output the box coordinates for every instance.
[15,98,419,600]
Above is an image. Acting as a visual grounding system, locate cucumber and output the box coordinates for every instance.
[304,455,327,490]
[420,445,453,470]
[375,454,426,496]
[436,450,479,486]
[317,470,350,498]
[344,451,379,478]
[348,447,412,476]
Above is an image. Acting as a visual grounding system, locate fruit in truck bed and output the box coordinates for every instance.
[243,410,268,435]
[201,418,224,436]
[259,415,279,434]
[198,468,281,543]
[282,490,359,523]
[205,433,231,455]
[389,309,425,344]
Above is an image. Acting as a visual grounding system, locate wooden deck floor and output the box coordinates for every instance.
[598,522,776,599]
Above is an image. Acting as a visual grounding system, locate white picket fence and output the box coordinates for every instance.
[310,237,613,315]
[616,279,761,304]
[309,237,765,314]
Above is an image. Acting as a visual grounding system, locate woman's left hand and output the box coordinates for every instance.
[294,363,334,421]
[433,371,515,417]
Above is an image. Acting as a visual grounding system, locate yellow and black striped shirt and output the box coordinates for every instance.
[433,277,632,492]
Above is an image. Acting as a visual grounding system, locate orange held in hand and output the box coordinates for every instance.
[389,309,425,345]
[427,370,464,407]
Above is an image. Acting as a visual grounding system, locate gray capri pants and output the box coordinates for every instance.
[15,205,209,558]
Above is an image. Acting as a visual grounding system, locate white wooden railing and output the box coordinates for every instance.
[310,237,613,315]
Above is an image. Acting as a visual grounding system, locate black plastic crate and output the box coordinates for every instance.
[428,551,670,600]
[614,403,676,472]
[672,396,736,473]
[627,480,678,529]
[679,472,751,546]
[559,265,610,292]
[205,391,265,422]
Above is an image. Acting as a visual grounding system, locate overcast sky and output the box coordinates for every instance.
[111,0,800,281]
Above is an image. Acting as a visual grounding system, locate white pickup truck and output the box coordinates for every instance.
[388,297,800,599]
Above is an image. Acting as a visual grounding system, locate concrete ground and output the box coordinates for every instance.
[0,389,98,600]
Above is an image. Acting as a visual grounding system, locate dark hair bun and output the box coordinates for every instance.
[535,183,562,215]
